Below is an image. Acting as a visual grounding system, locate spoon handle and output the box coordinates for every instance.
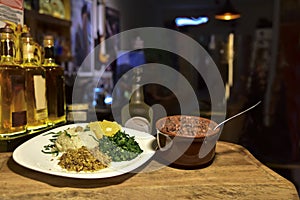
[213,101,261,131]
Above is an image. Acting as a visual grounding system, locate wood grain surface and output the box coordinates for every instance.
[0,141,298,200]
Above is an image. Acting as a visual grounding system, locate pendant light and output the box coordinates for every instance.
[215,0,241,20]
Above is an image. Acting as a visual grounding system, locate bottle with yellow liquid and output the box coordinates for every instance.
[0,26,27,135]
[42,35,66,126]
[21,32,48,131]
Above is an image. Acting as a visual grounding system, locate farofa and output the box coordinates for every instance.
[58,146,110,172]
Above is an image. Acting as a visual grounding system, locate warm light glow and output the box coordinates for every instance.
[225,84,230,100]
[215,0,241,21]
[215,13,241,20]
[228,33,234,86]
[225,33,235,100]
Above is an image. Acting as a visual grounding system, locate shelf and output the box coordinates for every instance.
[24,8,72,63]
[24,9,71,28]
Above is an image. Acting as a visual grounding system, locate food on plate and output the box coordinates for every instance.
[99,130,143,161]
[55,126,98,152]
[88,121,104,139]
[58,146,110,172]
[54,126,111,172]
[42,120,143,172]
[88,120,121,138]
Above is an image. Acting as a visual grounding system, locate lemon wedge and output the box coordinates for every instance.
[100,120,121,136]
[88,120,121,138]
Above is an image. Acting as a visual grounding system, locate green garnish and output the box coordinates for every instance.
[41,131,61,156]
[43,131,56,136]
[99,130,143,162]
[65,130,72,138]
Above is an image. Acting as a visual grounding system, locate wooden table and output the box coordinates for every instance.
[0,141,298,200]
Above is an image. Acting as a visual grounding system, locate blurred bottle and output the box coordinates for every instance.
[21,32,48,131]
[42,35,66,126]
[121,67,153,133]
[0,26,27,135]
[66,103,89,124]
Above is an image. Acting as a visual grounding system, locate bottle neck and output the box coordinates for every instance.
[0,55,15,64]
[0,39,16,65]
[22,56,38,66]
[22,44,38,66]
[43,46,57,66]
[130,84,144,103]
[44,46,54,59]
[43,58,57,66]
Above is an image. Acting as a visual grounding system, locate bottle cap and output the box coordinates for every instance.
[21,32,31,38]
[0,25,14,40]
[43,35,54,47]
[0,25,14,34]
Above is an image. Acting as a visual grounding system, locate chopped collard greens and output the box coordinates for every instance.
[99,130,143,162]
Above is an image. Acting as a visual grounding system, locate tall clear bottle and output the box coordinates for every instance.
[42,35,66,126]
[121,67,153,133]
[21,32,48,131]
[0,26,27,135]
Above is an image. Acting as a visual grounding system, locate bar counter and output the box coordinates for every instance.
[1,141,298,199]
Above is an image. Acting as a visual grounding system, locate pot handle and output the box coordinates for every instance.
[156,131,173,151]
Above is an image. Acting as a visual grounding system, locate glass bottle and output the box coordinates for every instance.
[15,24,29,65]
[42,35,66,126]
[21,32,48,131]
[0,26,27,135]
[121,67,153,133]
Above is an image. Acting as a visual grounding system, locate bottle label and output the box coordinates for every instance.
[12,111,27,127]
[124,116,151,133]
[33,75,47,110]
[11,75,27,126]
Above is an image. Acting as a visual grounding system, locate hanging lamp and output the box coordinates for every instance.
[215,0,241,20]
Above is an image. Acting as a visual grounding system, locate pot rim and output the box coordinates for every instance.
[156,115,220,139]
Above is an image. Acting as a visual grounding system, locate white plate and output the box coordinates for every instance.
[13,124,156,179]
